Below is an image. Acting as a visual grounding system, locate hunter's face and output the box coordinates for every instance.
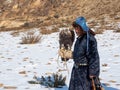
[74,27,83,36]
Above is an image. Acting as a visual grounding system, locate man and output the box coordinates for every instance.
[69,17,100,90]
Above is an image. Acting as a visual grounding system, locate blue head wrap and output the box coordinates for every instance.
[75,16,89,31]
[75,16,89,52]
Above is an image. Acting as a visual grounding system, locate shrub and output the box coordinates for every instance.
[54,14,59,18]
[28,73,66,88]
[20,31,42,44]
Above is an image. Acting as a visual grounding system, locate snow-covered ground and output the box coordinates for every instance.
[0,29,120,90]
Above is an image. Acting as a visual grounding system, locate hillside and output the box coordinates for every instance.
[0,0,120,31]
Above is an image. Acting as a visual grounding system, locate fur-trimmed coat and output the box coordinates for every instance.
[69,33,100,90]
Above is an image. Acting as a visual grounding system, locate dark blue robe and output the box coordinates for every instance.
[69,34,100,90]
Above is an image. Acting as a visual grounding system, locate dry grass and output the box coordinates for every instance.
[40,26,59,35]
[3,86,17,89]
[115,29,120,33]
[108,80,116,83]
[20,31,42,44]
[95,29,104,34]
[0,0,120,32]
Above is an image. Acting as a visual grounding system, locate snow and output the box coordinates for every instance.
[0,29,120,90]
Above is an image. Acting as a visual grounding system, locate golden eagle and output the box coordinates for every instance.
[59,29,75,61]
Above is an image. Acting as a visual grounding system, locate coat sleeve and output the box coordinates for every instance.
[87,35,100,77]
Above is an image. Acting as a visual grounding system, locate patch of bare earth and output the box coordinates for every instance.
[0,0,120,32]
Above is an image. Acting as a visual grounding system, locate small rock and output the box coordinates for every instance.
[19,71,26,74]
[0,83,4,87]
[102,63,108,67]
